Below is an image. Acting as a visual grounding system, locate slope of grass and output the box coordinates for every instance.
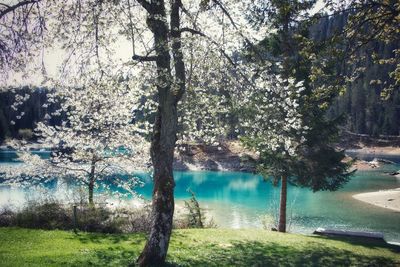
[0,227,399,266]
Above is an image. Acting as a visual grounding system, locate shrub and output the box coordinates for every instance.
[74,205,132,233]
[184,189,204,228]
[75,205,113,232]
[125,205,152,233]
[14,202,72,230]
[0,201,154,234]
[260,214,277,231]
[0,208,14,226]
[174,189,217,229]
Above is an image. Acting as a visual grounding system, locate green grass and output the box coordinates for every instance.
[0,227,399,266]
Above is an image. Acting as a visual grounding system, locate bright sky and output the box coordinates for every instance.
[5,0,329,87]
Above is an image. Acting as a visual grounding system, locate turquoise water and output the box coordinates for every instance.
[135,169,400,242]
[1,150,400,242]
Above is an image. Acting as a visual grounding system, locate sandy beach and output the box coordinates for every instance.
[350,160,376,171]
[353,188,400,212]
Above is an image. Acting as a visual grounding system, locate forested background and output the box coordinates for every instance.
[1,12,399,144]
[0,87,62,142]
[310,13,400,136]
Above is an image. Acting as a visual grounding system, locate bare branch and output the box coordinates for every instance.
[50,162,90,175]
[0,0,41,20]
[180,27,236,67]
[211,0,265,62]
[180,27,258,91]
[132,54,157,61]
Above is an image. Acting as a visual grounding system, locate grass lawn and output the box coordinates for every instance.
[0,227,399,266]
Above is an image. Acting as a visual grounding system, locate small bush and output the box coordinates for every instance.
[1,199,217,233]
[125,205,152,233]
[0,201,152,233]
[13,202,72,230]
[184,190,204,228]
[0,208,14,226]
[174,189,217,229]
[75,205,113,233]
[260,214,277,231]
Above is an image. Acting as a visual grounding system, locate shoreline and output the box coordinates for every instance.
[2,142,399,173]
[345,146,400,156]
[175,143,400,172]
[353,188,400,212]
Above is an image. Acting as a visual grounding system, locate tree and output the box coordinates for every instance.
[0,75,150,206]
[344,0,400,98]
[123,1,268,264]
[239,72,354,233]
[243,0,354,233]
[239,73,308,233]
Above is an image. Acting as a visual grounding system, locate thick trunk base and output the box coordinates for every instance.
[136,175,175,267]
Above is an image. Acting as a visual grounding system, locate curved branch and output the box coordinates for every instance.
[135,0,152,13]
[0,0,41,19]
[132,54,157,62]
[181,27,259,91]
[180,27,236,67]
[211,0,265,61]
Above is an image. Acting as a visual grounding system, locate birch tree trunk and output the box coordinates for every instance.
[136,0,185,265]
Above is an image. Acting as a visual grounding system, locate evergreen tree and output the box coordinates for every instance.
[245,0,354,233]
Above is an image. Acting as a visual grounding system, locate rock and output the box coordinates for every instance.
[204,159,219,170]
[173,159,189,171]
[369,163,379,168]
[173,142,257,172]
[368,158,380,168]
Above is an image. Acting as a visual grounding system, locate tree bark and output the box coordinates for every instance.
[278,175,287,233]
[136,0,185,266]
[137,106,176,266]
[278,4,290,234]
[281,10,291,81]
[88,158,96,207]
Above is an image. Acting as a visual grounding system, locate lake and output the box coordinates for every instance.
[1,150,400,242]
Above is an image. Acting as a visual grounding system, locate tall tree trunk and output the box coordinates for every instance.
[281,10,291,81]
[278,7,290,234]
[137,0,185,266]
[88,158,96,207]
[278,175,287,232]
[137,106,176,266]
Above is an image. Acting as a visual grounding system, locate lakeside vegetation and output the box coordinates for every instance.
[0,0,399,265]
[0,227,399,267]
